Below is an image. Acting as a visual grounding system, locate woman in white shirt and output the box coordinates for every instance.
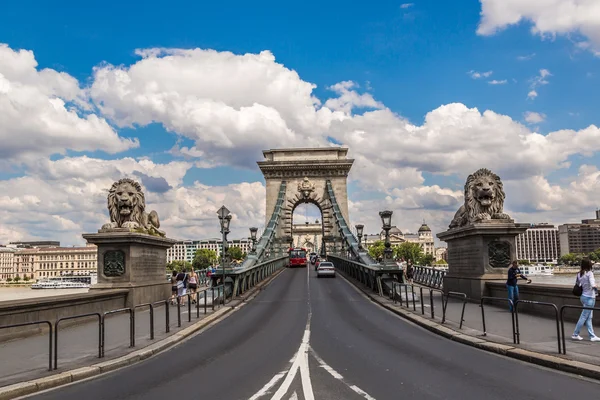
[572,258,600,341]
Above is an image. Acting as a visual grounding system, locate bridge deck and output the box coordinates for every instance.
[21,267,600,400]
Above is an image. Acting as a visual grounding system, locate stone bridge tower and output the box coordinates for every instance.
[258,147,353,254]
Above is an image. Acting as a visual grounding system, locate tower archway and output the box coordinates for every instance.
[258,147,354,255]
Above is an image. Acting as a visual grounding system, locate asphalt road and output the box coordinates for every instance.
[28,267,600,400]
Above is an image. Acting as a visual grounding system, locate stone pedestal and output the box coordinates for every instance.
[437,221,529,300]
[82,230,177,307]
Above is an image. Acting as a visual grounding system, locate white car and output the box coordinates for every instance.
[316,261,336,278]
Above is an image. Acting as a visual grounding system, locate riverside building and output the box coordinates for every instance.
[515,223,560,263]
[558,210,600,256]
[167,238,253,263]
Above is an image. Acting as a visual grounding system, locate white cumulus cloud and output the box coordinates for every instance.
[477,0,600,54]
[524,111,546,124]
[0,43,138,166]
[468,70,493,79]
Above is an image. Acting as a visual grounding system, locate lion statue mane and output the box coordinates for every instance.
[101,178,165,237]
[449,168,512,229]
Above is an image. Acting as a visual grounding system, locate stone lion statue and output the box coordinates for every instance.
[101,178,165,237]
[449,168,512,229]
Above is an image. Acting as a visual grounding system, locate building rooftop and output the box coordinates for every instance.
[418,223,431,232]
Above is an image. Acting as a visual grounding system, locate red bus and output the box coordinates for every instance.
[288,248,308,268]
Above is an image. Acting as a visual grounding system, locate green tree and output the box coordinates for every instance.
[166,260,192,273]
[419,253,435,266]
[368,240,385,260]
[23,275,30,282]
[6,277,12,282]
[433,259,448,265]
[227,246,245,261]
[560,253,582,266]
[192,249,217,270]
[13,275,20,283]
[394,242,424,264]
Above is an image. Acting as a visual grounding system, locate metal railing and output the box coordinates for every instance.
[152,300,170,333]
[1,321,53,371]
[412,266,446,289]
[101,308,134,357]
[392,282,416,311]
[515,300,561,354]
[480,296,516,344]
[560,304,600,355]
[133,303,154,340]
[442,291,467,328]
[55,313,102,369]
[390,282,457,325]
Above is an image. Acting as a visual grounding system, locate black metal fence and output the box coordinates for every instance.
[412,266,446,289]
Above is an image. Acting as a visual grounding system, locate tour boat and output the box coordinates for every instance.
[521,264,554,276]
[31,273,95,289]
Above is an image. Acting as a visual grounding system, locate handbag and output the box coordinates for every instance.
[572,274,583,296]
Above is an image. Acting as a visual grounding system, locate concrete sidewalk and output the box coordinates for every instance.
[0,290,224,388]
[397,287,600,368]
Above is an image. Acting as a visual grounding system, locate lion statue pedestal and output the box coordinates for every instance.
[437,168,529,300]
[82,178,176,307]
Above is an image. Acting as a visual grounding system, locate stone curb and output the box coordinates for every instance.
[339,273,600,381]
[0,267,286,400]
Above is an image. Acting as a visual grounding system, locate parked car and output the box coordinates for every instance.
[316,261,335,278]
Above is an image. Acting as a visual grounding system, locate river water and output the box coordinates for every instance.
[0,287,88,302]
[0,274,588,302]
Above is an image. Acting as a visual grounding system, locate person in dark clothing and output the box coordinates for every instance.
[176,268,189,305]
[506,261,531,311]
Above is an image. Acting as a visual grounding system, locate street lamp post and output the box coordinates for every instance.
[249,227,258,254]
[379,210,394,266]
[355,224,364,250]
[217,206,231,303]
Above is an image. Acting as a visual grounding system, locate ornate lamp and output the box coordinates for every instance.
[379,210,394,266]
[216,206,231,302]
[355,224,364,250]
[249,227,258,254]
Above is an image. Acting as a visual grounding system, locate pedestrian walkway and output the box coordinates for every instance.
[394,286,600,368]
[0,289,226,388]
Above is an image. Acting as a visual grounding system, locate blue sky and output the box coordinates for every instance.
[1,0,600,244]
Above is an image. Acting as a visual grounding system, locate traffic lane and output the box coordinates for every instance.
[309,273,600,400]
[29,267,309,400]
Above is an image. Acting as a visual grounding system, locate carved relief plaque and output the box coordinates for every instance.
[104,250,125,277]
[488,241,511,269]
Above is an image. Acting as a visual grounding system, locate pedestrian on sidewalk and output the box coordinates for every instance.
[188,269,199,303]
[506,261,531,311]
[170,270,178,305]
[176,268,189,305]
[572,258,600,341]
[405,262,414,285]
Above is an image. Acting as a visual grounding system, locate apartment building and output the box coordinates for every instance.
[167,238,252,263]
[558,211,600,256]
[516,223,560,263]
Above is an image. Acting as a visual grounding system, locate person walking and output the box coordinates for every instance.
[506,261,531,311]
[572,258,600,341]
[176,268,189,305]
[188,269,199,303]
[170,270,178,306]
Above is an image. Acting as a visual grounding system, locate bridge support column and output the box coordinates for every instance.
[437,222,528,300]
[83,231,176,307]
